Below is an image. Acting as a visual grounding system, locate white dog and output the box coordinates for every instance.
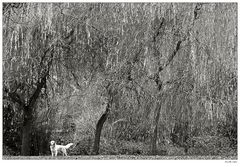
[50,140,73,156]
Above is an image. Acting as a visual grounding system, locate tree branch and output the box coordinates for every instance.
[28,73,47,109]
[164,40,182,68]
[28,49,54,108]
[4,89,25,107]
[194,3,203,20]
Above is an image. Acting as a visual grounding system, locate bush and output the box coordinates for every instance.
[188,136,236,156]
[99,139,149,155]
[119,141,148,155]
[70,136,93,155]
[167,146,185,156]
[217,119,237,149]
[3,145,20,156]
[3,104,22,155]
[99,139,119,155]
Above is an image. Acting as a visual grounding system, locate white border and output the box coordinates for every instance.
[0,0,239,3]
[0,1,239,167]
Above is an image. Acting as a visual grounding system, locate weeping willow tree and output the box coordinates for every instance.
[3,3,237,156]
[2,3,148,155]
[139,3,237,154]
[3,3,54,155]
[2,3,91,155]
[188,3,237,146]
[150,3,237,154]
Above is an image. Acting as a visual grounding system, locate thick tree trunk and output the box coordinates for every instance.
[4,57,49,156]
[151,101,161,155]
[21,107,33,156]
[21,125,31,155]
[151,124,158,155]
[21,74,47,155]
[92,102,111,155]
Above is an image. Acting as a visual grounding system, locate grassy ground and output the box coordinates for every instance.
[2,155,238,160]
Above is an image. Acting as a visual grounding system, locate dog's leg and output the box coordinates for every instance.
[55,150,58,156]
[63,149,67,156]
[65,150,68,156]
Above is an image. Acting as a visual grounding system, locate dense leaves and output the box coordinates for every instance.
[3,3,237,156]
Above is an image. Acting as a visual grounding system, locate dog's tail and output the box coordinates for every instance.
[65,143,74,149]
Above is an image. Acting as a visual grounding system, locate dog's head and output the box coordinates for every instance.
[50,140,56,146]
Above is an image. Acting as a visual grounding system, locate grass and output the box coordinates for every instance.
[2,155,238,160]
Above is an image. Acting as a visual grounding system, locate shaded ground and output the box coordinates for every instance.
[2,155,238,160]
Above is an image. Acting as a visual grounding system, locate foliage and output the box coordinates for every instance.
[2,3,237,156]
[70,136,93,155]
[188,136,237,156]
[3,145,20,156]
[3,104,22,155]
[99,139,149,155]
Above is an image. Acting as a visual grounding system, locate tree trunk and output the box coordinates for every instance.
[4,58,49,156]
[21,74,47,155]
[92,102,111,155]
[21,106,33,156]
[151,101,161,155]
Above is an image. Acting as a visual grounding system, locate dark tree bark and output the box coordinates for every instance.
[5,73,48,155]
[21,75,47,155]
[92,101,111,155]
[21,106,33,155]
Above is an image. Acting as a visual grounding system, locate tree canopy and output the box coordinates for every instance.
[3,3,237,156]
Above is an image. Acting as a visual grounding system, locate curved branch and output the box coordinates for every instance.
[111,118,126,126]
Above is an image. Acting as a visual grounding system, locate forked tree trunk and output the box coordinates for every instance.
[5,55,49,156]
[92,102,111,155]
[21,75,47,155]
